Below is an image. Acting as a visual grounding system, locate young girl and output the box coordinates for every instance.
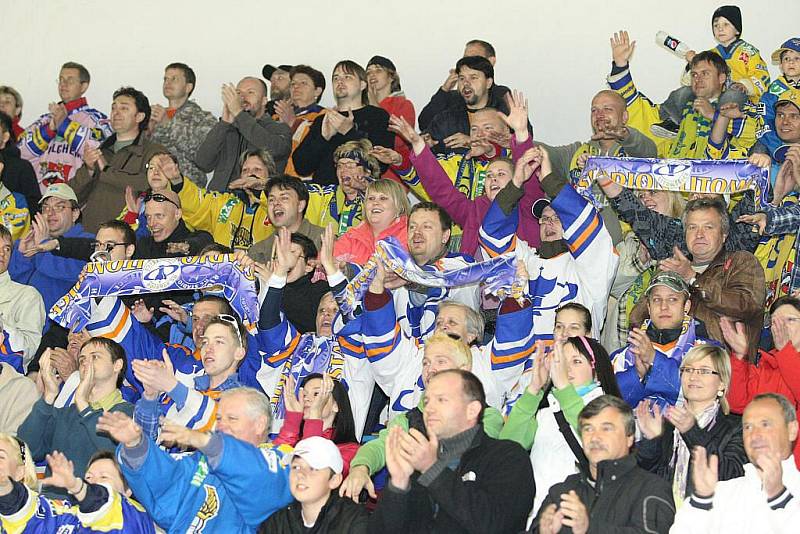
[275,373,360,476]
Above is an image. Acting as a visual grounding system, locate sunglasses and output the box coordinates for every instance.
[217,314,243,347]
[144,192,180,209]
[679,367,720,376]
[92,241,131,253]
[13,436,26,464]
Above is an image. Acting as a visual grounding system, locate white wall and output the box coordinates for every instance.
[4,0,799,144]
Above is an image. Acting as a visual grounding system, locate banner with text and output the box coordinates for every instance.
[580,156,770,208]
[49,255,259,333]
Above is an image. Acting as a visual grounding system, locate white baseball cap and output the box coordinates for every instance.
[40,182,78,204]
[292,436,343,474]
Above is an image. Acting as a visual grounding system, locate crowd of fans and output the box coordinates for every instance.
[1,4,800,532]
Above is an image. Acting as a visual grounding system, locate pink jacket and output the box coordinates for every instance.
[273,411,359,477]
[409,138,544,256]
[334,215,409,264]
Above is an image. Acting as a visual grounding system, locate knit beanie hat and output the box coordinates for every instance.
[712,5,742,36]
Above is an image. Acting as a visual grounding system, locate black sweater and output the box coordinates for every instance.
[292,105,394,186]
[370,427,535,534]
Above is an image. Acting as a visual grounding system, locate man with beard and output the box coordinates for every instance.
[196,76,291,191]
[425,55,514,155]
[171,149,276,250]
[262,63,293,116]
[539,90,657,244]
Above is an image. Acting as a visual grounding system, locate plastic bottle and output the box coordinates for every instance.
[656,31,692,60]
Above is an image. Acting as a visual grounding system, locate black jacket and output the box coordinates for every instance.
[292,105,394,186]
[258,493,369,534]
[370,426,535,534]
[418,84,511,131]
[0,142,40,211]
[530,454,675,533]
[636,411,746,499]
[134,219,214,259]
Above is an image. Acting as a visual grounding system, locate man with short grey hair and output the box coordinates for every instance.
[671,393,800,533]
[642,197,766,358]
[97,386,292,532]
[533,395,675,533]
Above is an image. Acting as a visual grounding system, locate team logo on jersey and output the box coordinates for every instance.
[217,198,237,223]
[188,485,220,533]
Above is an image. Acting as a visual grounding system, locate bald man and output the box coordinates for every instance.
[538,89,658,244]
[196,76,292,192]
[137,189,213,257]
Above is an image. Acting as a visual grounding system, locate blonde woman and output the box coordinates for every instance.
[635,344,747,507]
[333,179,410,264]
[0,435,154,531]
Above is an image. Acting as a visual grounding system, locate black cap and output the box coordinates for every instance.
[367,55,397,72]
[712,5,742,36]
[532,198,551,219]
[262,64,294,80]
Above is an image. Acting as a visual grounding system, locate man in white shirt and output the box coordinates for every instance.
[672,392,800,533]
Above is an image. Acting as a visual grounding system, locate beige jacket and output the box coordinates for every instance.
[0,362,39,434]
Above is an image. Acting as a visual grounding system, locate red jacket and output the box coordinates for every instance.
[273,411,359,477]
[728,343,800,467]
[333,215,408,265]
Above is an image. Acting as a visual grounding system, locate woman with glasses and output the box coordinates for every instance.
[635,343,746,507]
[501,337,622,519]
[721,295,800,467]
[0,435,155,531]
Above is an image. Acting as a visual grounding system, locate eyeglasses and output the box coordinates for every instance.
[680,367,720,376]
[540,216,560,225]
[770,316,800,326]
[92,241,130,253]
[217,314,243,347]
[41,202,74,214]
[144,192,180,209]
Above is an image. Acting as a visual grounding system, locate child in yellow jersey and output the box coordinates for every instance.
[652,5,769,139]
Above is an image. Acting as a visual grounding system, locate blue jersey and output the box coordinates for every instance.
[118,433,292,533]
[0,483,155,533]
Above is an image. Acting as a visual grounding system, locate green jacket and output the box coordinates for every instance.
[499,384,585,450]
